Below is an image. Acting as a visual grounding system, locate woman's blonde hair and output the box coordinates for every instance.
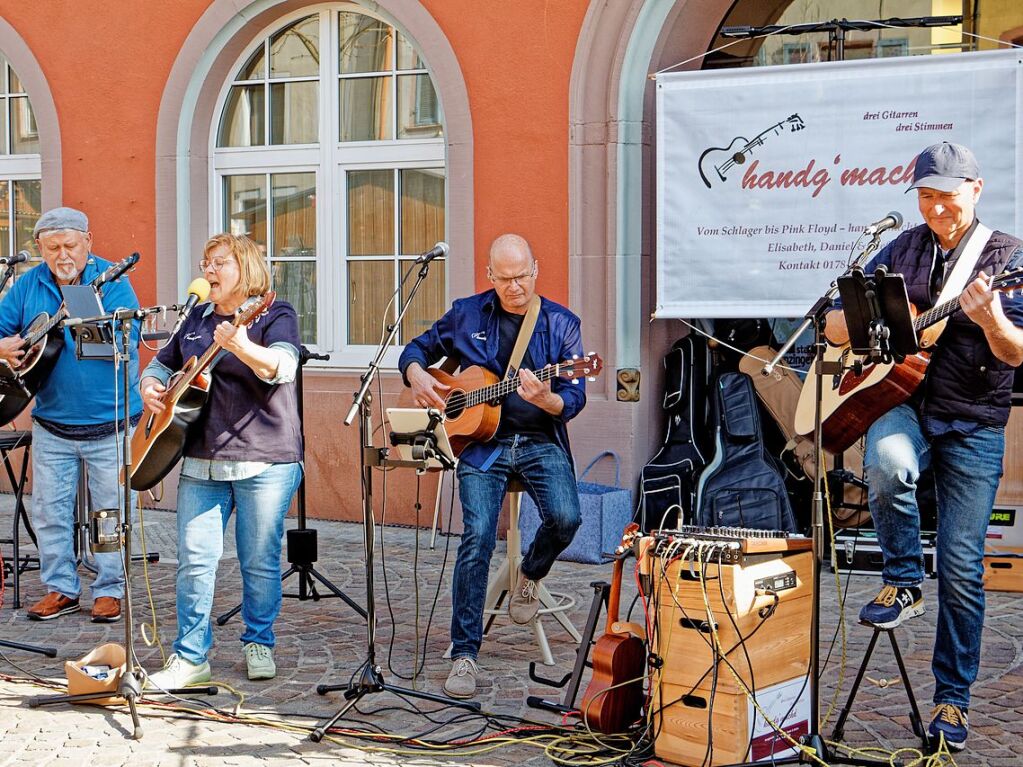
[203,233,270,297]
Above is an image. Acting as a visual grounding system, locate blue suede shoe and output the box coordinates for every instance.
[929,703,968,752]
[858,585,924,629]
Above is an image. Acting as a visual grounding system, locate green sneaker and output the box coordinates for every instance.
[145,653,211,691]
[244,642,276,680]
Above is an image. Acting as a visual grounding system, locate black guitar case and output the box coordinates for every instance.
[639,335,711,530]
[696,371,797,532]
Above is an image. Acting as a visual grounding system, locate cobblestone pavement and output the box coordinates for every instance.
[2,495,1021,766]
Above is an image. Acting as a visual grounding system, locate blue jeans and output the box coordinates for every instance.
[451,436,581,659]
[865,404,1004,708]
[173,463,302,664]
[31,423,136,600]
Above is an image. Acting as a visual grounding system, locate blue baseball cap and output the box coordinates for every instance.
[908,142,980,193]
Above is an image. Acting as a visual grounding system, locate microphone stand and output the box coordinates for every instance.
[749,233,893,767]
[28,304,217,733]
[310,259,478,742]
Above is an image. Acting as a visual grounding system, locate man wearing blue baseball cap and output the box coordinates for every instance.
[825,142,1023,752]
[0,207,142,623]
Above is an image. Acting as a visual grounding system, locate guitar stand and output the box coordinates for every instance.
[217,347,365,626]
[526,580,610,716]
[831,625,930,757]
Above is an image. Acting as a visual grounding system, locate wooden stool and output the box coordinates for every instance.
[480,480,582,665]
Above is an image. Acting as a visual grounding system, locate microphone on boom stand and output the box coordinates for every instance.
[169,278,211,337]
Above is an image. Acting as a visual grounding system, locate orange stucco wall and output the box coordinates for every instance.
[0,0,589,306]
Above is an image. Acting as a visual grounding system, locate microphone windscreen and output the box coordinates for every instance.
[187,277,212,301]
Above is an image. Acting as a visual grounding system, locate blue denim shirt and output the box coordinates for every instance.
[398,289,586,469]
[0,256,142,425]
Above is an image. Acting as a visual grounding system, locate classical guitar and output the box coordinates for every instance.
[426,353,603,456]
[0,252,140,427]
[697,113,805,189]
[129,292,276,490]
[579,523,646,735]
[794,267,1023,454]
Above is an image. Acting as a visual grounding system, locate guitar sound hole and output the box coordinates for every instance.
[731,152,746,164]
[444,389,465,420]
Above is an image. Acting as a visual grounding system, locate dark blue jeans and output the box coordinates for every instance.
[451,436,581,660]
[865,404,1004,709]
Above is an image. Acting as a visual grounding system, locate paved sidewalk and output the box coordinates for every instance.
[2,496,1022,766]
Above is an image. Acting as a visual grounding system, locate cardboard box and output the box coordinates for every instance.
[65,643,125,706]
[653,675,810,765]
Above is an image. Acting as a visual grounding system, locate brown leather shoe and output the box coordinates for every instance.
[91,596,122,623]
[27,592,80,621]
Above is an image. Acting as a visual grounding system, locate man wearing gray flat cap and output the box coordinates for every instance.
[0,206,142,624]
[824,142,1023,752]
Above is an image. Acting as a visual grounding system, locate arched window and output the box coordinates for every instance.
[212,6,446,357]
[0,52,42,279]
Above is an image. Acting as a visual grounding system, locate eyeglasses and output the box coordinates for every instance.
[199,257,235,272]
[488,266,536,287]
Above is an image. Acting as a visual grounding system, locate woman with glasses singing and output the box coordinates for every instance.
[139,233,303,690]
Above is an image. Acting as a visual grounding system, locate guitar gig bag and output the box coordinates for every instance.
[696,371,797,532]
[639,335,711,530]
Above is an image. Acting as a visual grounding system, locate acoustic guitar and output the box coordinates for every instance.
[579,523,646,734]
[426,353,602,456]
[129,292,275,490]
[794,266,1023,454]
[0,252,140,427]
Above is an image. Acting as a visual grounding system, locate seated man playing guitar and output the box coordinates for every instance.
[0,207,142,624]
[399,233,585,699]
[825,142,1023,752]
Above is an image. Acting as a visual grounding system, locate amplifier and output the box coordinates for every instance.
[987,506,1023,549]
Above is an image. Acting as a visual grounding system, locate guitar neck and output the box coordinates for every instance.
[168,342,223,400]
[914,293,965,333]
[464,364,559,409]
[604,558,625,632]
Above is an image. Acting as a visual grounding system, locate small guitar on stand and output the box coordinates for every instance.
[579,523,646,735]
[794,266,1023,453]
[426,353,602,456]
[0,252,140,426]
[129,292,275,490]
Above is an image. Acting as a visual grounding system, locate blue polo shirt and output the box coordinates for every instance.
[0,256,142,425]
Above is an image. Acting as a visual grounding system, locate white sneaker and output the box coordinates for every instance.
[244,642,276,680]
[145,653,211,691]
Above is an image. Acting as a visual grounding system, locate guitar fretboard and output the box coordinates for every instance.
[446,364,565,412]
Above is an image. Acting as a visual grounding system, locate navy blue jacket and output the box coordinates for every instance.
[867,221,1023,426]
[398,290,586,469]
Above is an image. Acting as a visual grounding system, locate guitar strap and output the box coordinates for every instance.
[919,222,993,348]
[505,294,541,379]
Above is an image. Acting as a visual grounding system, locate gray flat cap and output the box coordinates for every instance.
[33,207,89,239]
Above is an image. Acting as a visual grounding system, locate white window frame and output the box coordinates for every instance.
[0,59,42,268]
[209,4,447,369]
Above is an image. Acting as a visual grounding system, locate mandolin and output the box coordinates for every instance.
[426,353,602,456]
[129,292,275,490]
[579,523,646,735]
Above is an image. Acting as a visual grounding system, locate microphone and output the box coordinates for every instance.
[0,250,30,266]
[93,252,140,289]
[864,211,903,236]
[170,277,212,336]
[414,241,449,265]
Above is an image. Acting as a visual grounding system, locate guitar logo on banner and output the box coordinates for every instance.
[698,113,806,188]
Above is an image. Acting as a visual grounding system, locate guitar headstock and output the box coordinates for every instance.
[234,291,276,327]
[614,522,642,558]
[558,352,603,384]
[993,267,1023,297]
[786,113,805,132]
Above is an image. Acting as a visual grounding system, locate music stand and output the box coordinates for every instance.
[836,267,918,363]
[59,284,114,359]
[386,407,456,471]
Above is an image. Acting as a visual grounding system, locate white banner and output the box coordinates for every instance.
[655,50,1023,318]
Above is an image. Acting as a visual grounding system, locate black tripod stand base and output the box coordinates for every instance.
[311,665,481,742]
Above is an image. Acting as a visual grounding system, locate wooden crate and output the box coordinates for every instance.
[652,676,809,766]
[983,546,1023,593]
[652,551,812,696]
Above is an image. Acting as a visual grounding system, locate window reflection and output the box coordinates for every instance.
[270,16,319,78]
[340,77,392,141]
[219,85,265,147]
[339,12,391,73]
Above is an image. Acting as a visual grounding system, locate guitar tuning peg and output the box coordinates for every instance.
[572,354,578,360]
[571,378,579,385]
[587,376,596,382]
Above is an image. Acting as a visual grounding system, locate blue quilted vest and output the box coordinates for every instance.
[878,222,1023,426]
